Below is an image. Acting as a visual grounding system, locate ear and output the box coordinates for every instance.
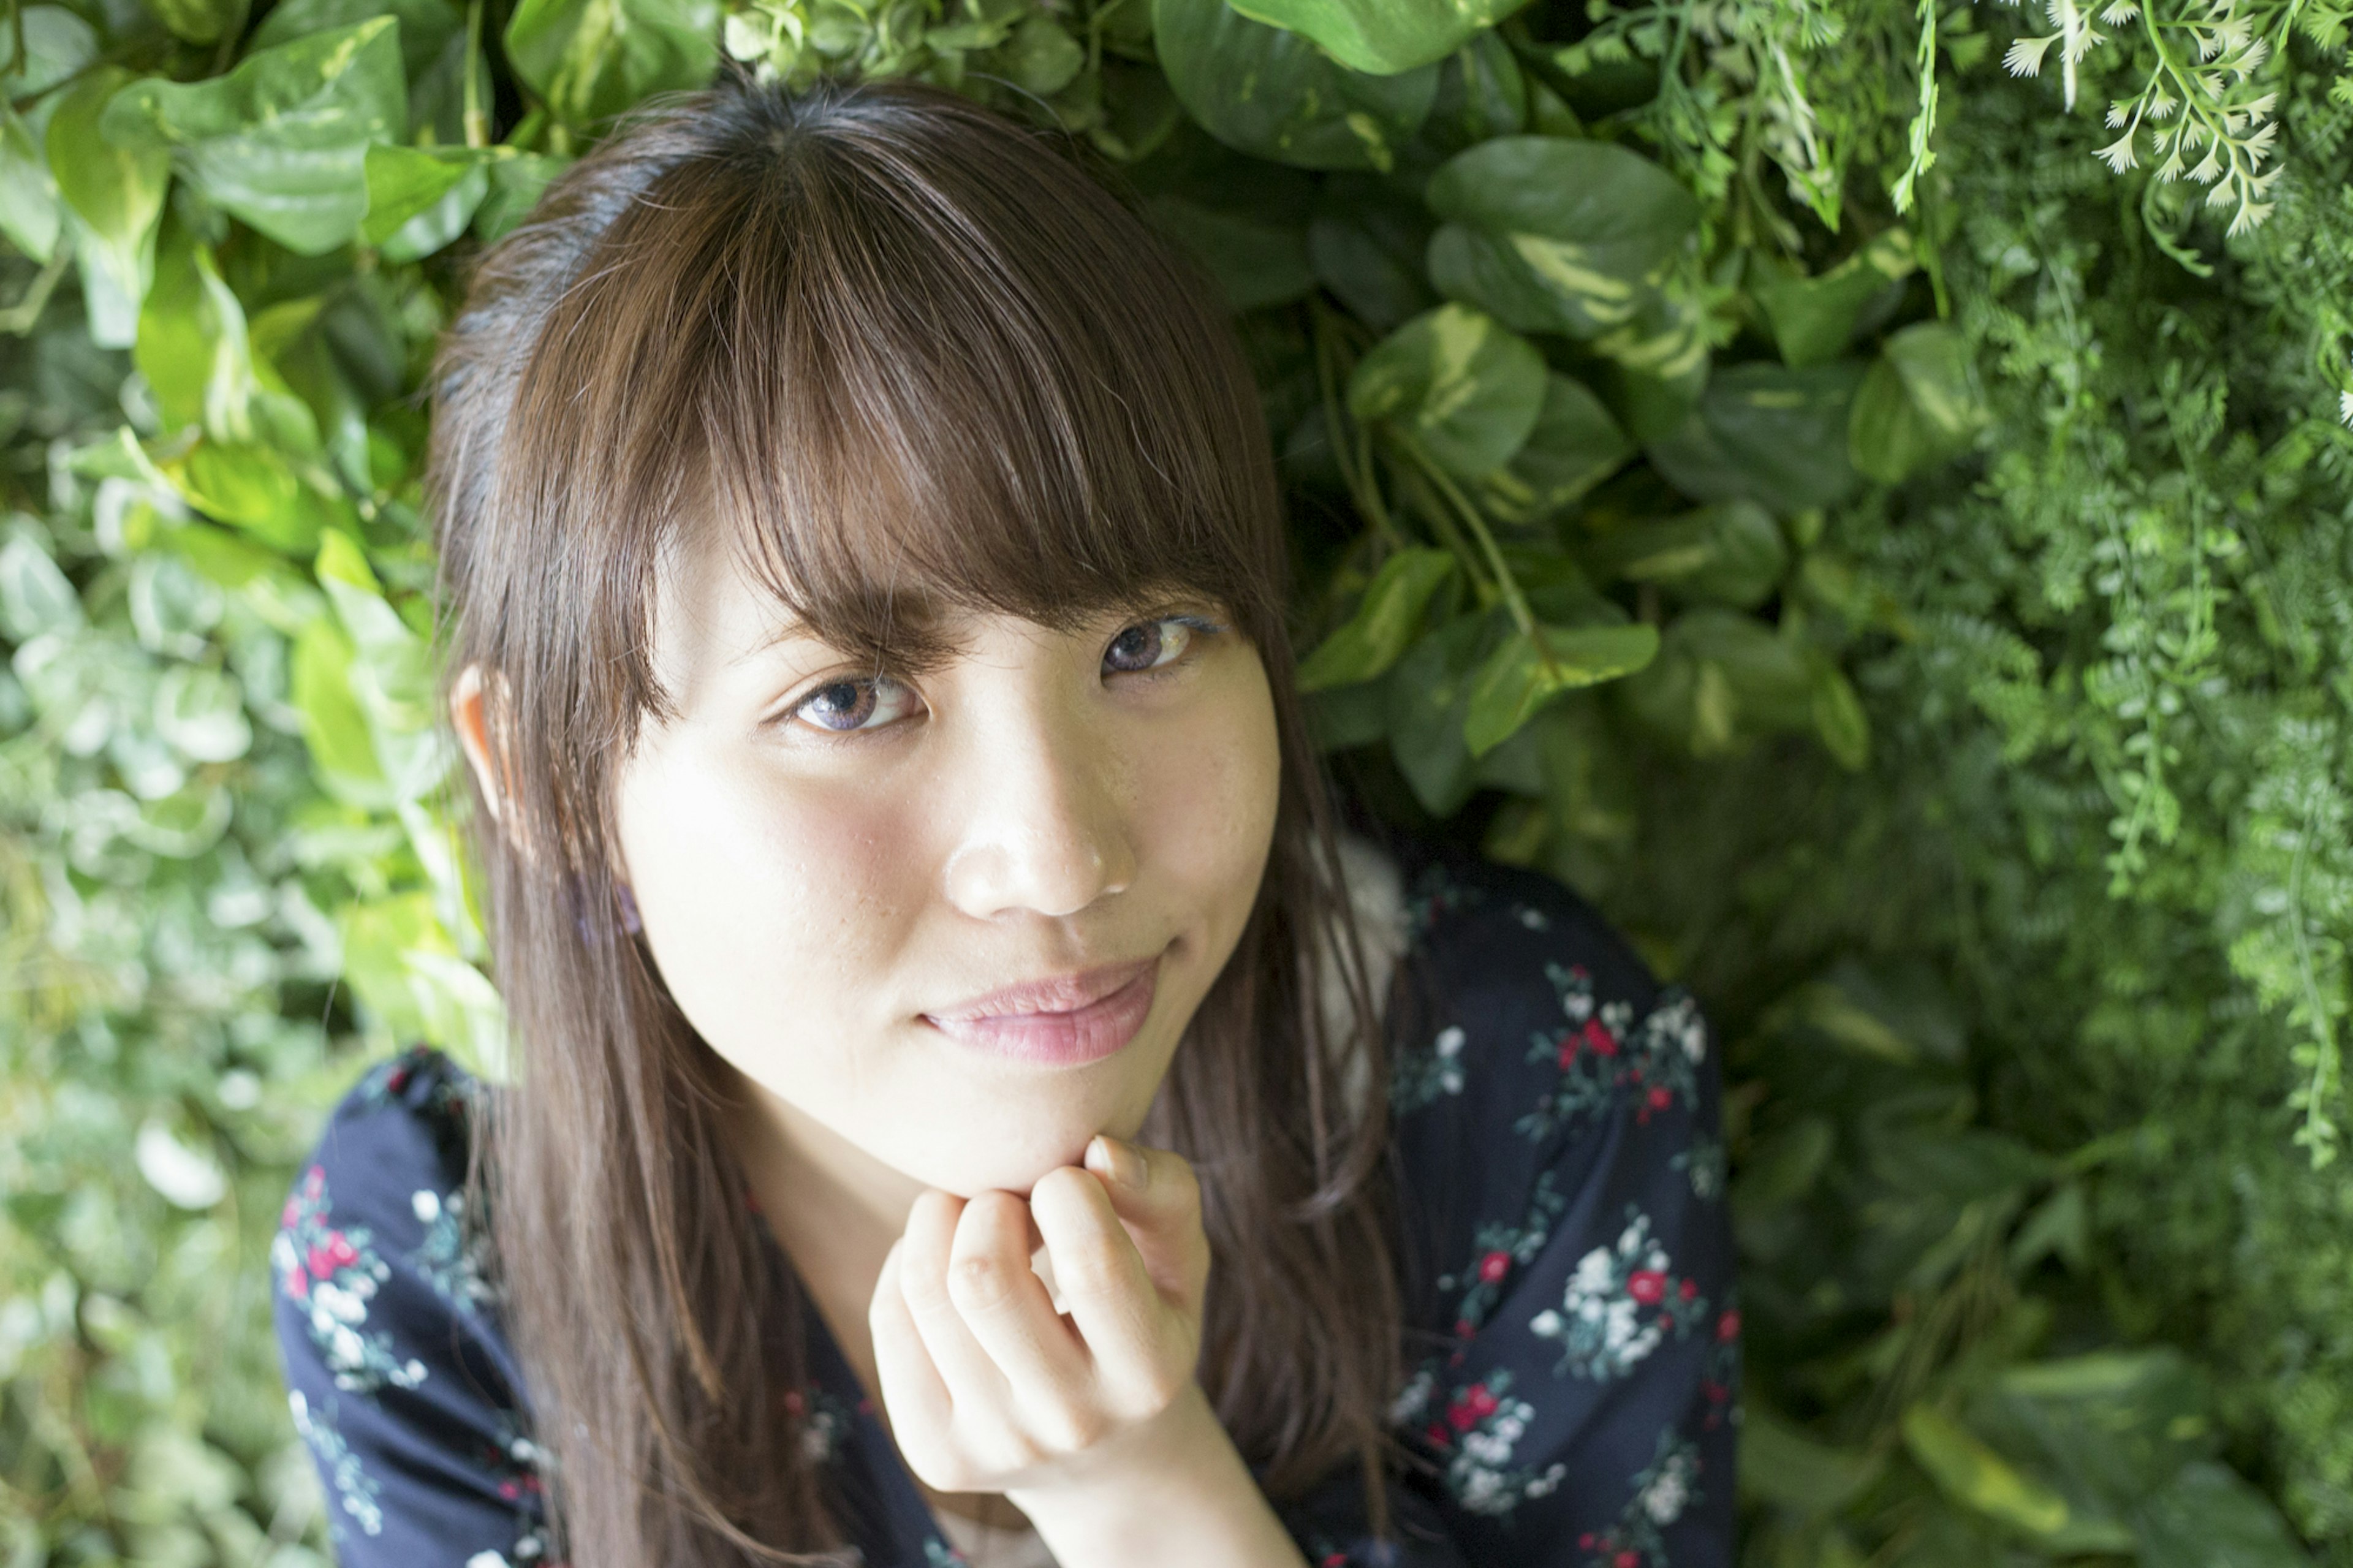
[450,662,534,859]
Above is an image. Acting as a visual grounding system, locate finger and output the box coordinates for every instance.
[866,1240,952,1461]
[946,1192,1093,1435]
[894,1190,1017,1422]
[1029,1164,1183,1414]
[1082,1135,1211,1313]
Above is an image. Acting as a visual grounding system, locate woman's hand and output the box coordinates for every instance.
[865,1133,1212,1500]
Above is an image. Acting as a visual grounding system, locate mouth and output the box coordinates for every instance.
[921,949,1164,1067]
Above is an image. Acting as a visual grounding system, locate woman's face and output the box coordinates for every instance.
[598,530,1282,1199]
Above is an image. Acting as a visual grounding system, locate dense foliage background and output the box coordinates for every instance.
[4,0,2352,1559]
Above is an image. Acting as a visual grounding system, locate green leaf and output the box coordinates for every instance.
[154,666,253,763]
[1738,1405,1884,1514]
[252,0,468,140]
[2131,1462,2309,1568]
[1809,656,1870,770]
[1222,0,1534,75]
[1586,499,1787,608]
[1420,31,1529,154]
[1425,137,1699,339]
[1619,607,1814,756]
[1976,1350,2218,1505]
[504,0,720,127]
[1307,174,1436,335]
[1464,619,1657,756]
[136,226,321,452]
[1851,322,1989,484]
[166,442,322,555]
[1384,607,1510,816]
[1,6,100,96]
[47,67,172,350]
[362,143,490,257]
[1151,0,1439,172]
[1748,227,1917,369]
[0,105,63,264]
[1298,547,1457,691]
[472,150,569,242]
[99,20,408,256]
[1348,302,1547,479]
[1645,360,1866,514]
[1901,1404,2073,1539]
[0,534,82,640]
[1140,194,1312,312]
[146,0,247,45]
[1475,373,1635,527]
[292,614,387,798]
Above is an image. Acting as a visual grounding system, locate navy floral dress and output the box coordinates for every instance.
[271,835,1740,1567]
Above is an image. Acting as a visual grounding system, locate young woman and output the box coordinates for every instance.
[270,72,1739,1568]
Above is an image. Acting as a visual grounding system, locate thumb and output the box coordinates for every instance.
[1083,1135,1208,1307]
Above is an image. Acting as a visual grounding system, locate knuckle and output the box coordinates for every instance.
[949,1251,1015,1311]
[1051,1239,1129,1299]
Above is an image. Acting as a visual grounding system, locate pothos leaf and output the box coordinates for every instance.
[1463,620,1658,757]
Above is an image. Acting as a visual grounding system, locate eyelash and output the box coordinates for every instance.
[772,613,1229,743]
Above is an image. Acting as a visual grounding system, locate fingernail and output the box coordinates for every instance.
[1089,1135,1146,1191]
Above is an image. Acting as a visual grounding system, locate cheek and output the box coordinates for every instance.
[611,738,914,1065]
[1134,662,1283,923]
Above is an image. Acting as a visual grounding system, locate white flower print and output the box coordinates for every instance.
[1531,1204,1708,1381]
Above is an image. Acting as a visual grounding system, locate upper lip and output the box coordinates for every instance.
[925,952,1159,1021]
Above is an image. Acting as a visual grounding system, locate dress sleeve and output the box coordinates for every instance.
[271,1048,551,1568]
[1331,851,1742,1568]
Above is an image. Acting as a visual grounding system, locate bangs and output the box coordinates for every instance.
[506,81,1287,723]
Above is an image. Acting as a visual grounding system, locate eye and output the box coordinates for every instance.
[1104,615,1224,676]
[784,673,922,737]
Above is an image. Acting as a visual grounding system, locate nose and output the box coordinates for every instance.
[940,683,1137,922]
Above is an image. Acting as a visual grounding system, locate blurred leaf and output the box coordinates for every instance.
[1851,322,1990,485]
[1646,360,1866,514]
[1153,0,1439,172]
[2129,1461,2310,1568]
[1425,135,1699,338]
[1587,499,1787,608]
[1385,605,1510,815]
[1476,373,1635,527]
[1748,227,1916,369]
[1901,1404,2073,1539]
[0,105,63,263]
[505,0,722,126]
[1298,547,1457,691]
[362,143,491,257]
[1223,0,1534,74]
[1349,302,1547,479]
[1740,1404,1884,1513]
[100,20,408,255]
[1463,619,1658,756]
[47,67,173,349]
[1142,194,1313,311]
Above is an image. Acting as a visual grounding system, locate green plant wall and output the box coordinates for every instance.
[4,0,2351,1561]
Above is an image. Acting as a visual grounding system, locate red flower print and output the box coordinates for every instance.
[1453,1317,1474,1338]
[1579,1534,1596,1550]
[1678,1278,1697,1300]
[1557,1037,1579,1068]
[285,1265,308,1299]
[1716,1308,1742,1341]
[1477,1249,1512,1284]
[1615,1551,1641,1568]
[1448,1382,1499,1430]
[1627,1269,1667,1306]
[1583,1019,1618,1057]
[1647,1086,1673,1110]
[1703,1379,1728,1403]
[281,1197,301,1229]
[782,1389,805,1415]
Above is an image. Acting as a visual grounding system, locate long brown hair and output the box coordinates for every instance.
[427,70,1412,1566]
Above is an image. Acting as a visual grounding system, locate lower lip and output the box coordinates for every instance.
[923,956,1161,1067]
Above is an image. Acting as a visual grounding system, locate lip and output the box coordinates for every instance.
[922,951,1164,1067]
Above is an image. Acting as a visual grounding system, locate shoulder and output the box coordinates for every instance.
[1381,841,1699,1132]
[273,1047,502,1388]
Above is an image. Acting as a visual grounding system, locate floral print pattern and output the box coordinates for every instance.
[272,835,1739,1567]
[1532,1203,1711,1382]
